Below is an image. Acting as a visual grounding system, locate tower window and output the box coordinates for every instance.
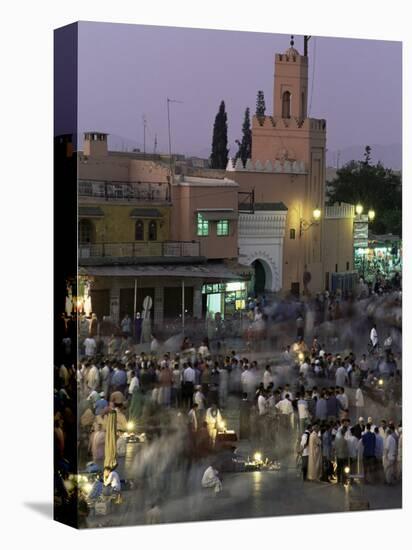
[197,213,209,236]
[148,220,157,241]
[217,219,229,236]
[282,91,291,118]
[290,228,296,240]
[135,220,144,241]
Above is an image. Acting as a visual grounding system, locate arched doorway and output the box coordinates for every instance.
[253,260,266,295]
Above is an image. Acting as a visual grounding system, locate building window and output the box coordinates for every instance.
[135,220,144,241]
[346,261,350,271]
[282,91,291,118]
[217,219,229,236]
[197,213,209,236]
[79,219,94,244]
[290,228,296,240]
[148,220,157,241]
[335,264,338,273]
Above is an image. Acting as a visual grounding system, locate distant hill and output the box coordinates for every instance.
[327,143,402,171]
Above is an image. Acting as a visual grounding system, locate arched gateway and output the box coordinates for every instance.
[238,206,287,294]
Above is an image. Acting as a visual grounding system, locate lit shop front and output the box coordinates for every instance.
[354,235,402,281]
[202,281,247,318]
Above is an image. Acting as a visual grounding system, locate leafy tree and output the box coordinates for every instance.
[256,90,266,118]
[327,146,402,236]
[235,107,252,165]
[210,100,229,169]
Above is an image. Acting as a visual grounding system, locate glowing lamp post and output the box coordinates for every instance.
[368,209,375,221]
[355,204,364,216]
[300,207,322,236]
[313,207,321,221]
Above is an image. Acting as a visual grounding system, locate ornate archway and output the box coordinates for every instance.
[252,259,268,295]
[248,253,277,294]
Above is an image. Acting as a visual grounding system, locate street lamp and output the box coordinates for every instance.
[368,209,375,221]
[299,207,321,236]
[355,204,364,216]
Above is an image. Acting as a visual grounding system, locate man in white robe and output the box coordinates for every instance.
[307,424,322,481]
[201,465,222,493]
[205,404,223,445]
[383,428,397,484]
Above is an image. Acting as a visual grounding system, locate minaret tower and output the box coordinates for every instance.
[273,35,308,120]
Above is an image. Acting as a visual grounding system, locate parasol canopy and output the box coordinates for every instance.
[104,410,117,469]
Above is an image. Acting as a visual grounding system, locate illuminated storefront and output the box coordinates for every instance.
[202,281,247,318]
[354,234,402,282]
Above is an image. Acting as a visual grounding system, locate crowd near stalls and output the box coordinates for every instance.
[54,285,402,524]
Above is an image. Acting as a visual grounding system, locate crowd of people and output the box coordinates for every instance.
[54,285,402,524]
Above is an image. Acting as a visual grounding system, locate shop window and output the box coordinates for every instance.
[290,228,296,240]
[135,220,144,241]
[148,220,157,241]
[197,213,209,236]
[217,219,229,236]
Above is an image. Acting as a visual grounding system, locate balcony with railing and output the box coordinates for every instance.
[78,179,170,202]
[78,240,201,260]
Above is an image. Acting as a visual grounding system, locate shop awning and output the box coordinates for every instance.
[79,206,104,218]
[197,209,238,220]
[82,262,247,280]
[130,208,163,218]
[254,202,288,211]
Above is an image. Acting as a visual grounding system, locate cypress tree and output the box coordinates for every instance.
[235,107,252,165]
[210,100,229,169]
[256,90,266,118]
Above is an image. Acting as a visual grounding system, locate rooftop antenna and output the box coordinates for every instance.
[167,97,183,158]
[166,97,183,199]
[154,133,158,154]
[142,114,147,155]
[308,37,317,115]
[304,35,311,56]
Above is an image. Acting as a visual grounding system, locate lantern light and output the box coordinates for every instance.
[312,208,321,221]
[355,204,363,216]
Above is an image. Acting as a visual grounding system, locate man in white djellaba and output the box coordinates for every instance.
[370,324,379,350]
[355,387,365,420]
[87,362,100,392]
[201,464,222,494]
[383,427,397,485]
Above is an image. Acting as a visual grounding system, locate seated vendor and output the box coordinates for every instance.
[201,463,222,494]
[103,465,121,497]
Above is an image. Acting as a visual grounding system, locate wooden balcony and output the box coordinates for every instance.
[78,179,170,202]
[78,240,200,259]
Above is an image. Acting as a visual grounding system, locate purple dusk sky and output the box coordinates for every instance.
[77,22,402,164]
